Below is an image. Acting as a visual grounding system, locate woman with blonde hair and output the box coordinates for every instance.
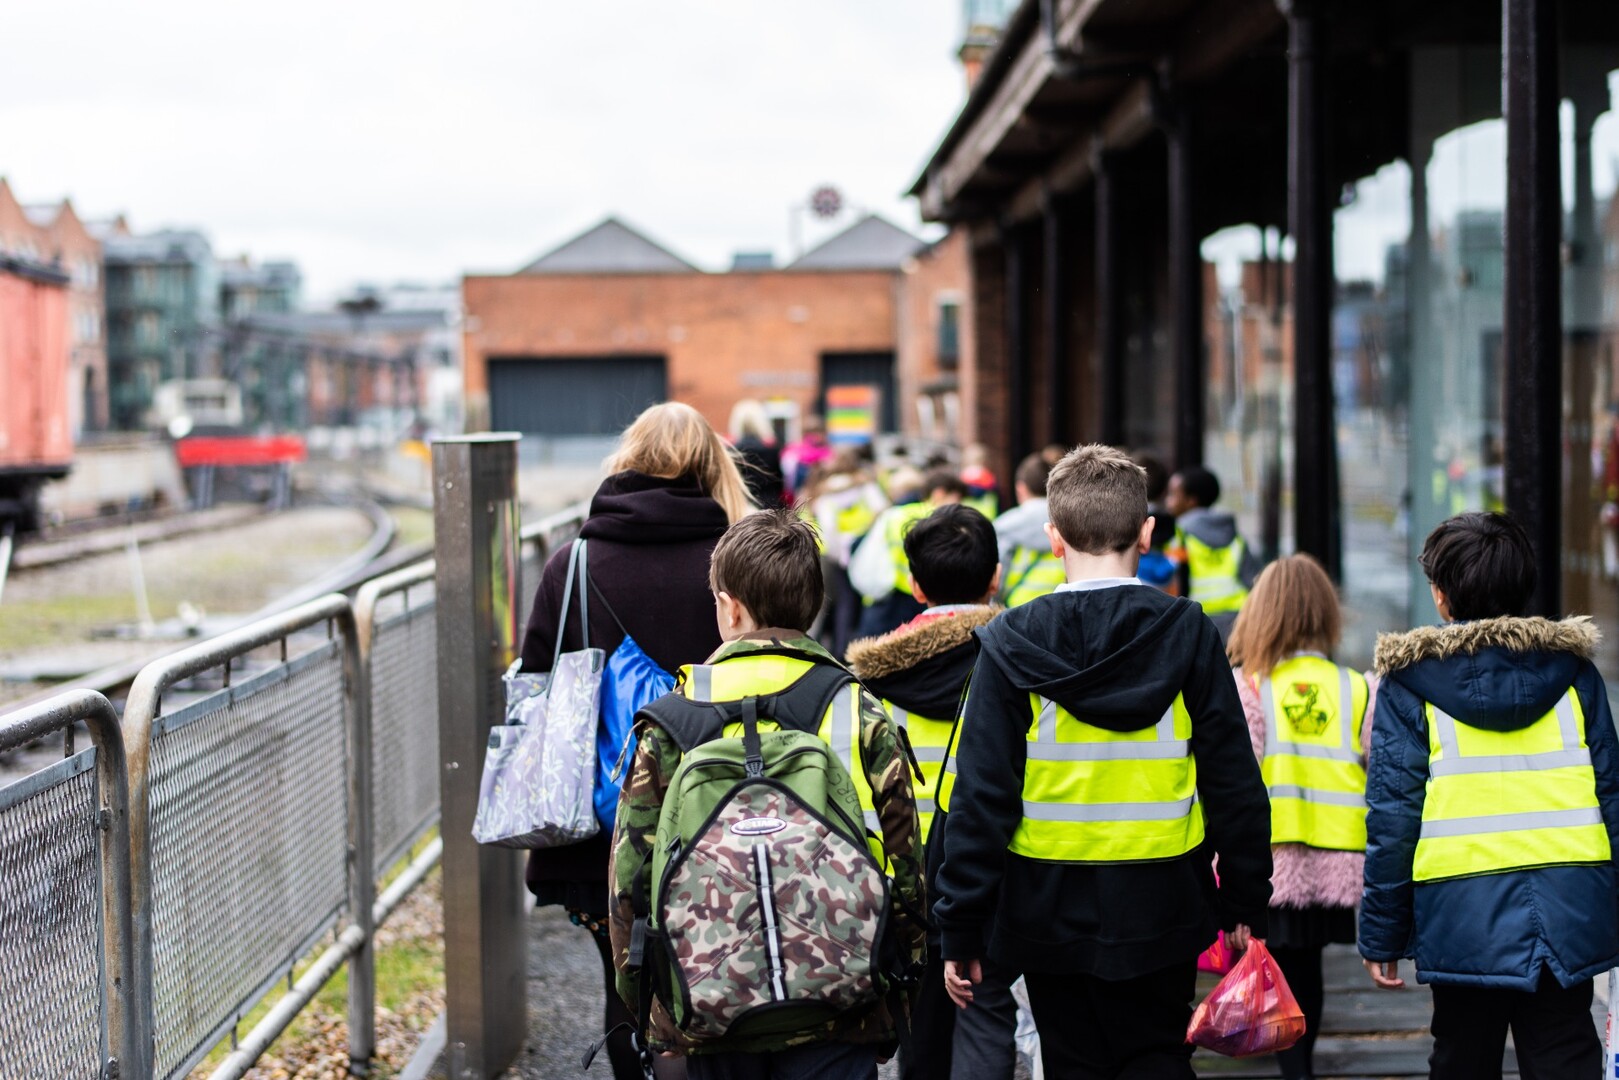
[1227,554,1375,1080]
[518,401,749,1080]
[727,397,785,508]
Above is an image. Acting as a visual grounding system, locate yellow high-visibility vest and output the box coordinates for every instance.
[1177,530,1248,614]
[1259,656,1368,851]
[880,502,933,597]
[877,701,952,843]
[1003,546,1066,607]
[1010,693,1205,863]
[683,656,883,854]
[1414,689,1610,882]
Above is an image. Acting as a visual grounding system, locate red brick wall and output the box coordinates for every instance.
[896,228,973,438]
[462,269,901,435]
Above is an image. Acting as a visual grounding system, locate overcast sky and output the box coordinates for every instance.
[1,1,967,301]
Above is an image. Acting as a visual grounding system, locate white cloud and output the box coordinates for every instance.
[0,0,967,300]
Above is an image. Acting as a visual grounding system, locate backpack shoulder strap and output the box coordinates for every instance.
[761,662,857,735]
[638,657,856,750]
[636,692,727,753]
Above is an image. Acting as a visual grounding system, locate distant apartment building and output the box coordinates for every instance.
[103,230,219,430]
[0,178,111,436]
[220,258,302,320]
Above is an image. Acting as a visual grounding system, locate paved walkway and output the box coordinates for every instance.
[1192,944,1609,1078]
[445,914,1607,1079]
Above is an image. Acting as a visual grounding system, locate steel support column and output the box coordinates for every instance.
[1042,193,1072,448]
[1503,0,1563,616]
[432,435,527,1079]
[1005,224,1033,465]
[1166,98,1204,470]
[1284,0,1341,579]
[1095,151,1125,447]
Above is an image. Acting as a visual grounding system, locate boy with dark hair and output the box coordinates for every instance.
[1361,512,1619,1078]
[609,509,925,1080]
[1165,463,1261,638]
[992,453,1066,608]
[935,444,1272,1078]
[847,503,1007,1079]
[849,470,967,639]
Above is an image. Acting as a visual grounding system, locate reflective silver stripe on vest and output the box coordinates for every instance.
[689,664,714,700]
[830,686,855,767]
[915,798,937,815]
[1430,749,1592,778]
[891,706,909,731]
[1261,666,1359,762]
[912,746,949,764]
[1419,805,1604,840]
[864,810,882,832]
[1029,700,1182,760]
[1429,697,1586,778]
[1267,785,1366,808]
[1021,795,1197,822]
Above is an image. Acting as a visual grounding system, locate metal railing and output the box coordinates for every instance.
[123,595,368,1080]
[0,498,589,1080]
[0,690,136,1080]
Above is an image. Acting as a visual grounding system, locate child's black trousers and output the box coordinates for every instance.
[1428,969,1601,1080]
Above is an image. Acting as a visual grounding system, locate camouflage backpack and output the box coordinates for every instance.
[627,663,893,1047]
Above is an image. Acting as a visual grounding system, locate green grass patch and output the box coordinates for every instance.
[187,835,444,1079]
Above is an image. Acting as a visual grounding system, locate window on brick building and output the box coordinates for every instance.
[938,298,961,369]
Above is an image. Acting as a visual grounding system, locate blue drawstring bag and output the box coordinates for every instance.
[594,630,674,832]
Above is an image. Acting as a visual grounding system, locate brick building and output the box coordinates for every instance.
[0,179,110,436]
[462,214,969,450]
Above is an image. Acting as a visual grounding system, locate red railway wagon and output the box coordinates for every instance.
[0,256,72,531]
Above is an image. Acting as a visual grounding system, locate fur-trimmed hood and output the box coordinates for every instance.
[1375,616,1602,733]
[1374,616,1599,675]
[846,606,997,719]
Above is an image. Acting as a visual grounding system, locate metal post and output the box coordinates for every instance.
[1284,0,1341,580]
[346,583,377,1075]
[1094,150,1125,447]
[1004,225,1032,467]
[432,434,527,1079]
[1042,192,1072,448]
[1,691,142,1080]
[1503,0,1563,616]
[1166,92,1204,470]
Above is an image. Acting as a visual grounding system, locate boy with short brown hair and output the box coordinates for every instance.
[934,444,1272,1078]
[611,509,925,1080]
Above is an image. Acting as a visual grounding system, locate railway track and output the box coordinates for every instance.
[0,496,420,779]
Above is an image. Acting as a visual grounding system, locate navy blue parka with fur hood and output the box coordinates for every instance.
[1359,616,1619,989]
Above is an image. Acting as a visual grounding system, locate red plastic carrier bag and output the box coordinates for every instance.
[1197,931,1235,975]
[1186,939,1306,1057]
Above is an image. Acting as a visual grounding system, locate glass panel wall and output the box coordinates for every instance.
[1563,60,1619,692]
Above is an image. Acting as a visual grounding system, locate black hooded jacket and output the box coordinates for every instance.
[933,582,1273,978]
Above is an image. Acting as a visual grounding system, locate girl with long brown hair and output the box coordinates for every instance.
[1227,554,1376,1080]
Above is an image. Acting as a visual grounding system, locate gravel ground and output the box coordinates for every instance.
[0,505,375,708]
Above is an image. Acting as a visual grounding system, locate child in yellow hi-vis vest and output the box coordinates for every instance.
[1361,512,1619,1079]
[935,445,1272,1078]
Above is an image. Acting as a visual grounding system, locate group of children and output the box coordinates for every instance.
[603,443,1618,1080]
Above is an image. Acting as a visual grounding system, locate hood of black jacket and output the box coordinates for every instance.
[579,470,730,545]
[975,585,1212,732]
[1175,507,1239,549]
[847,606,997,718]
[1374,616,1601,732]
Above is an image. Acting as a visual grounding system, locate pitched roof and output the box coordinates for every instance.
[786,213,922,271]
[521,216,697,275]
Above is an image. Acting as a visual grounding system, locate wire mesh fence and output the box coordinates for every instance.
[370,598,439,875]
[144,642,349,1078]
[0,498,590,1080]
[0,752,104,1077]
